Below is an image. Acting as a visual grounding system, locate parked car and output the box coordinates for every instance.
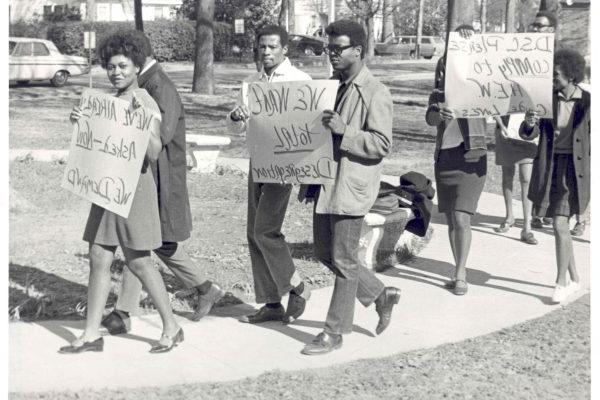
[288,34,327,56]
[374,35,445,59]
[9,37,90,87]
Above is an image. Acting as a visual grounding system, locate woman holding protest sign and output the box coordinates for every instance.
[59,33,183,354]
[521,49,590,304]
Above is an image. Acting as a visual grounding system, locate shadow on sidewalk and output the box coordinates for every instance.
[380,256,554,304]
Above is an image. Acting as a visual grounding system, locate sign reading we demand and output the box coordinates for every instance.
[61,89,161,218]
[445,32,554,118]
[246,80,338,184]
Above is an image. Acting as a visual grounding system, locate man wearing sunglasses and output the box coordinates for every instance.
[529,10,557,33]
[299,20,400,355]
[227,25,313,326]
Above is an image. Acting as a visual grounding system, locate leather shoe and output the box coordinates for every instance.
[283,286,311,324]
[374,287,401,335]
[59,337,104,354]
[150,327,184,354]
[100,309,131,335]
[301,332,343,355]
[191,283,225,321]
[239,305,284,324]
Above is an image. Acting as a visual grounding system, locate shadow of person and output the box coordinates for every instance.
[380,256,553,303]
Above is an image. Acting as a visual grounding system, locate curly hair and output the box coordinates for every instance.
[256,25,289,47]
[325,20,366,58]
[97,32,147,69]
[554,49,586,85]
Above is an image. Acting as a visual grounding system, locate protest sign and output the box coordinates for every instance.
[445,32,554,118]
[246,80,338,184]
[61,89,161,218]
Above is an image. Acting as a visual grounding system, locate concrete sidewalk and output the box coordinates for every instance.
[9,163,590,393]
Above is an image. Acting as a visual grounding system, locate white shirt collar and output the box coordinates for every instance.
[260,57,293,81]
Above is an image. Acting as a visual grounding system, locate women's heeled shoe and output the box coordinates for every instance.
[150,327,184,354]
[58,337,104,354]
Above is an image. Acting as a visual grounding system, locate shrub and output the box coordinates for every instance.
[9,20,50,39]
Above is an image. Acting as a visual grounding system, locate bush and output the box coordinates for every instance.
[11,19,240,62]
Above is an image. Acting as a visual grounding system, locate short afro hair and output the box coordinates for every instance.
[97,32,147,69]
[325,20,366,58]
[120,29,154,58]
[554,49,586,85]
[454,24,475,32]
[256,25,289,47]
[535,10,558,28]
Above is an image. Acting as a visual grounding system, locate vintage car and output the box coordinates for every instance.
[374,35,444,59]
[288,34,327,56]
[9,37,90,87]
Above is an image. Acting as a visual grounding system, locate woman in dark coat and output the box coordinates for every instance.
[521,49,590,304]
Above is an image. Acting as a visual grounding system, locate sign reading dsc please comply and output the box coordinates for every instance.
[246,80,338,184]
[445,32,554,118]
[61,89,161,218]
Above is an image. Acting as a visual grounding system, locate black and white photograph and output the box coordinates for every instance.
[5,0,595,398]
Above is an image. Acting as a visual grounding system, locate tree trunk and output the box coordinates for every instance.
[415,0,424,58]
[446,0,474,55]
[278,0,288,28]
[288,0,295,34]
[192,0,214,94]
[505,0,516,33]
[134,0,143,31]
[381,0,395,42]
[480,0,487,33]
[539,0,561,41]
[365,15,375,60]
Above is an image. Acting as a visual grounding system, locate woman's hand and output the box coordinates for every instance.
[70,107,83,124]
[439,107,455,121]
[524,110,539,128]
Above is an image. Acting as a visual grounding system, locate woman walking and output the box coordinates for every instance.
[59,33,183,353]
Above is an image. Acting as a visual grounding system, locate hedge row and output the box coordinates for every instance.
[10,19,252,62]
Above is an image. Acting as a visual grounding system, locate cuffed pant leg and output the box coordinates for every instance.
[115,266,143,315]
[154,242,206,289]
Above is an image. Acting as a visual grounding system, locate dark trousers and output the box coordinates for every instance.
[313,210,386,335]
[247,174,298,304]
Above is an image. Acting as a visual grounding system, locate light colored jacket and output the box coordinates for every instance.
[226,57,312,135]
[315,65,393,216]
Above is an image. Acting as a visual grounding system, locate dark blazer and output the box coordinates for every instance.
[520,88,591,216]
[138,62,193,242]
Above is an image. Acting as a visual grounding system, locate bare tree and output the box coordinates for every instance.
[415,0,424,58]
[381,0,398,42]
[446,0,474,38]
[480,0,487,33]
[345,0,382,59]
[134,0,143,31]
[192,0,215,94]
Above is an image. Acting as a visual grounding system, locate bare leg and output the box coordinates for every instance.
[519,163,533,234]
[122,247,180,342]
[80,243,116,343]
[445,212,457,266]
[553,215,576,286]
[452,211,472,282]
[501,165,516,224]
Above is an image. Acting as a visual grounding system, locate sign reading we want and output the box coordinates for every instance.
[246,80,338,184]
[61,89,161,218]
[445,32,554,118]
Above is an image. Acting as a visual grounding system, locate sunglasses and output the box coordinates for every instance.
[325,44,355,56]
[529,22,550,30]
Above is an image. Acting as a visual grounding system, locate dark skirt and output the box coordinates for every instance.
[547,153,579,218]
[435,144,487,215]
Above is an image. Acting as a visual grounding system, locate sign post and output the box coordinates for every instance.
[83,31,96,88]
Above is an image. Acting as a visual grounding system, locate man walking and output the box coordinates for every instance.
[300,20,400,355]
[227,25,312,324]
[101,30,224,334]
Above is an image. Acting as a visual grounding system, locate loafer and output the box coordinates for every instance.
[283,285,311,324]
[520,231,538,245]
[301,332,343,355]
[571,222,586,237]
[100,309,131,335]
[551,284,568,304]
[531,218,544,229]
[191,283,225,321]
[239,305,285,324]
[150,327,184,354]
[59,337,104,354]
[374,287,401,335]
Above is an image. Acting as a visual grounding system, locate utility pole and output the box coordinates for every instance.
[480,0,487,33]
[134,0,143,31]
[505,0,516,33]
[416,0,424,59]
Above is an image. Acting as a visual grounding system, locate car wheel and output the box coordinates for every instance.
[51,70,69,87]
[424,55,433,59]
[16,80,29,86]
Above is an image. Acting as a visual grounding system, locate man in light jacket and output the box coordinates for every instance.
[299,20,400,355]
[227,25,312,324]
